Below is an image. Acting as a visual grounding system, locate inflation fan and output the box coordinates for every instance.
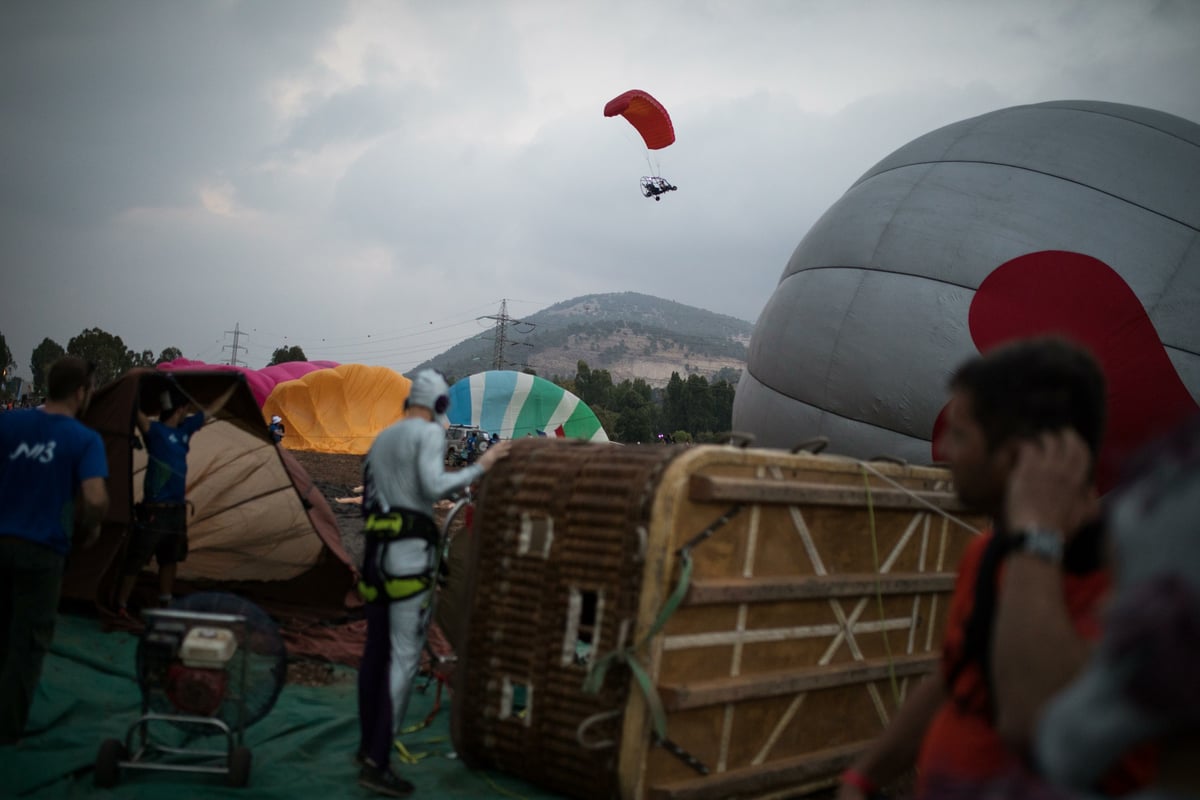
[93,592,288,789]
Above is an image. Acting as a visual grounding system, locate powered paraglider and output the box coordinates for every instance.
[640,176,677,201]
[605,89,678,201]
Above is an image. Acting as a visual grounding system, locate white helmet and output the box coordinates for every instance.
[271,415,282,424]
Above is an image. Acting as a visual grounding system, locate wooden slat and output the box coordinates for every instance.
[685,572,956,605]
[659,653,935,710]
[648,741,866,800]
[689,474,965,512]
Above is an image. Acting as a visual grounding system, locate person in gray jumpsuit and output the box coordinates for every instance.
[355,369,510,797]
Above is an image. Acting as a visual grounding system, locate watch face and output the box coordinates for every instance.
[1019,529,1064,563]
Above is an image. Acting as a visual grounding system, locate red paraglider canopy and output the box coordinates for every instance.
[604,89,675,150]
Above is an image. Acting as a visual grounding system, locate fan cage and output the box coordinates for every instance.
[135,592,288,731]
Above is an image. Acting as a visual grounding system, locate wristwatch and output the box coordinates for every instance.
[1011,528,1065,565]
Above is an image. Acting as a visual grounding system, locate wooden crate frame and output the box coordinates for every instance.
[454,441,984,800]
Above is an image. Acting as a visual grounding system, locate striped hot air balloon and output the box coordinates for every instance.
[446,371,609,442]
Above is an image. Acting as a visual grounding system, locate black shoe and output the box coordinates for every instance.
[358,765,414,797]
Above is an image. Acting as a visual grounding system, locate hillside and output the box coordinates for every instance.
[414,292,753,387]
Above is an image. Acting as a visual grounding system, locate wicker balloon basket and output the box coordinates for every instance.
[452,439,982,800]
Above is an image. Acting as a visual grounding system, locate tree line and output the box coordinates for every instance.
[542,360,736,444]
[2,329,735,442]
[0,327,182,397]
[0,326,311,399]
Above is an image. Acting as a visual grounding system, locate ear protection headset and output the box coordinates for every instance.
[404,370,451,415]
[404,393,450,413]
[431,369,450,414]
[429,369,451,417]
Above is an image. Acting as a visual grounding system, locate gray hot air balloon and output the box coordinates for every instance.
[733,100,1200,473]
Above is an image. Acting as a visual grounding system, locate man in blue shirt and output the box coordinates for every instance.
[0,356,108,744]
[114,392,207,616]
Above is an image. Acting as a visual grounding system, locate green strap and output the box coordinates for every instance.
[625,653,668,740]
[365,513,405,536]
[645,549,694,643]
[582,550,694,740]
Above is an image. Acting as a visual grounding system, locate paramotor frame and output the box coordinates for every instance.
[640,176,678,201]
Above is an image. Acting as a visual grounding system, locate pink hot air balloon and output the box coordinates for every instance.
[158,358,339,407]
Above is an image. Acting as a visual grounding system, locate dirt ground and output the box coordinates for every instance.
[279,450,365,686]
[288,449,368,564]
[289,449,365,489]
[288,448,468,566]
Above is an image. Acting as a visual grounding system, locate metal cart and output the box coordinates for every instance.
[94,608,253,788]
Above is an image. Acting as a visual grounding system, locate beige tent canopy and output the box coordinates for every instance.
[63,369,358,617]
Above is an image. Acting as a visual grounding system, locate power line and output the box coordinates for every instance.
[479,299,535,371]
[247,300,508,353]
[295,320,487,354]
[222,322,248,366]
[204,299,747,371]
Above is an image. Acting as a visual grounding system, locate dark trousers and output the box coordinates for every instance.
[358,599,394,768]
[357,530,435,770]
[0,537,64,744]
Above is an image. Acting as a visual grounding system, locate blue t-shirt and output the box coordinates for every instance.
[143,413,205,503]
[0,408,108,555]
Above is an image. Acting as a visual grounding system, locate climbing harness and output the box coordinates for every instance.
[357,510,439,603]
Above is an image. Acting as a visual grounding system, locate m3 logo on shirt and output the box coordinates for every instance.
[7,441,57,463]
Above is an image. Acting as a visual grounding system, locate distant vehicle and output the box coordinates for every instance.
[445,424,485,467]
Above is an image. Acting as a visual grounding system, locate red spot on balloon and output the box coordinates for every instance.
[932,250,1197,491]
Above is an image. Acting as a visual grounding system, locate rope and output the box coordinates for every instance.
[393,740,430,765]
[392,495,465,732]
[398,675,445,735]
[853,459,982,535]
[581,505,739,746]
[656,734,711,775]
[481,773,531,799]
[581,549,695,740]
[393,731,534,800]
[391,734,452,764]
[861,466,902,710]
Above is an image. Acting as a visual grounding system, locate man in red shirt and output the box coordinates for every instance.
[838,337,1151,798]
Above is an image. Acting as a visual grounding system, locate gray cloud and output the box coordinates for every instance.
[0,2,348,225]
[284,84,416,151]
[2,1,1198,379]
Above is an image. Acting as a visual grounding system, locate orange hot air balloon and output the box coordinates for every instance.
[262,364,413,455]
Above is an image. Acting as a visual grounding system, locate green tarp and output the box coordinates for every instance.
[0,614,565,799]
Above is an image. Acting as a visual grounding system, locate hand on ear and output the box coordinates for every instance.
[1005,429,1098,539]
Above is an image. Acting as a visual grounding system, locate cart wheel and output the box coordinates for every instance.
[94,738,126,788]
[228,746,253,787]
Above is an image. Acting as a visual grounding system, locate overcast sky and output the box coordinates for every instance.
[3,0,1198,378]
